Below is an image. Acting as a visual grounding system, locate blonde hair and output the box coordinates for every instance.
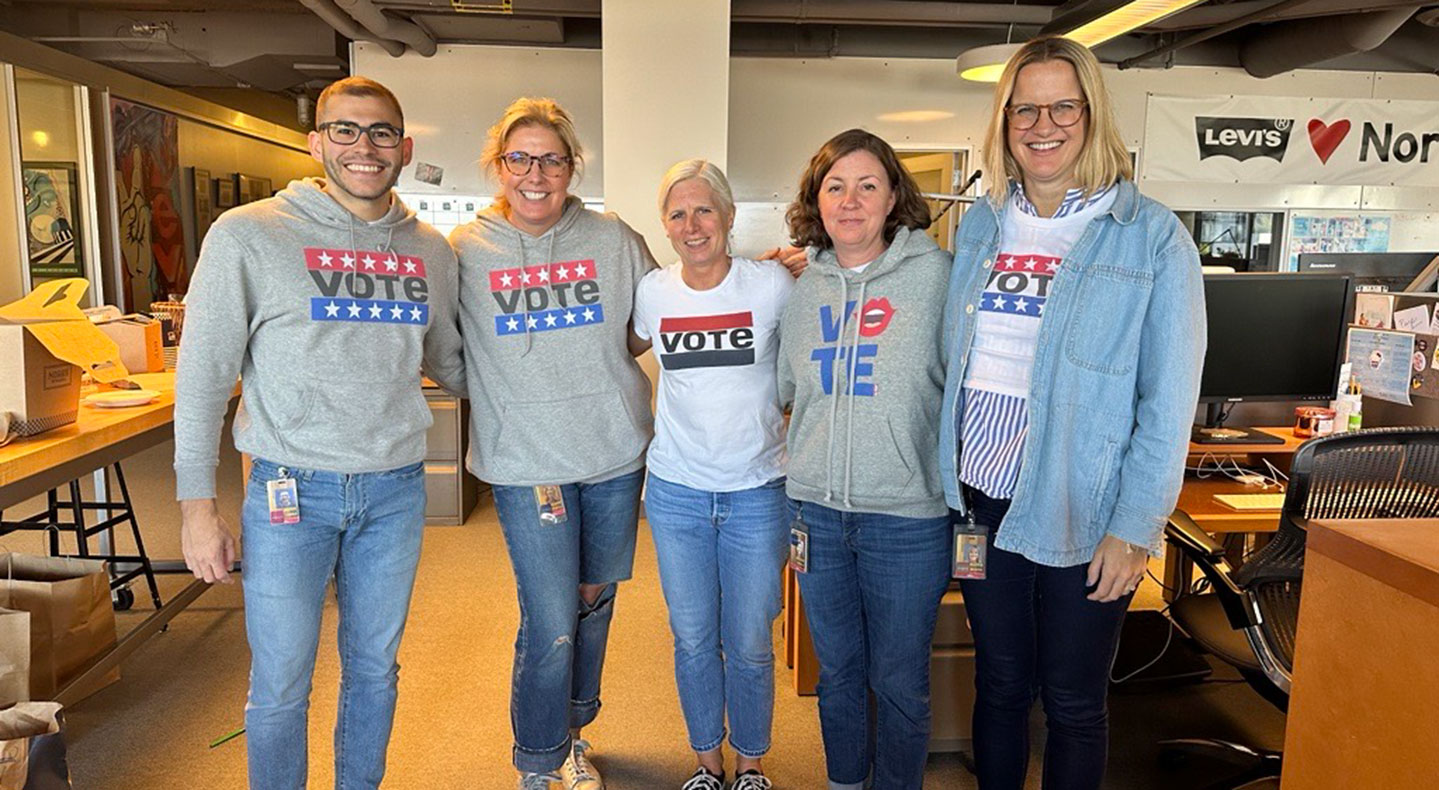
[481,97,584,213]
[657,159,736,226]
[982,36,1132,206]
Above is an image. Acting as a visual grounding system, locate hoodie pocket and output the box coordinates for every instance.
[490,390,646,482]
[285,380,433,462]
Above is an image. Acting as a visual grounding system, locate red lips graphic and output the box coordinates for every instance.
[858,297,895,337]
[1307,118,1350,165]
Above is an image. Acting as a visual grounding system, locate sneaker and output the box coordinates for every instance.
[520,773,560,790]
[730,770,772,790]
[681,766,725,790]
[561,738,603,790]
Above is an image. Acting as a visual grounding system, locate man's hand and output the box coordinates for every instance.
[759,246,807,278]
[1085,534,1147,602]
[181,498,237,584]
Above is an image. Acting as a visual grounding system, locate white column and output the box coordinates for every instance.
[601,0,731,257]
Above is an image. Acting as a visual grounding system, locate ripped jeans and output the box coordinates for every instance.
[492,467,644,774]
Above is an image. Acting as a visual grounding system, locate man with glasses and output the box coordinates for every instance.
[174,76,463,790]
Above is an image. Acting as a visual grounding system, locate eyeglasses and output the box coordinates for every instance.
[1005,99,1088,131]
[501,151,573,177]
[317,121,404,148]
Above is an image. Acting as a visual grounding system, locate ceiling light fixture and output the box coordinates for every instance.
[1052,0,1208,48]
[956,42,1023,83]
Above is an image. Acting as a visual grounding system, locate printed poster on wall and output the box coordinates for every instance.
[1347,327,1415,405]
[111,97,187,313]
[21,161,84,279]
[1142,94,1439,189]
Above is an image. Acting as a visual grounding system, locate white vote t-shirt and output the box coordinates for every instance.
[633,256,794,492]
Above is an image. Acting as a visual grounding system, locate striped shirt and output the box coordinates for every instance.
[959,183,1116,498]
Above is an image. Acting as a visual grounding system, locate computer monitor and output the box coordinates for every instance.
[1297,252,1438,292]
[1195,272,1353,444]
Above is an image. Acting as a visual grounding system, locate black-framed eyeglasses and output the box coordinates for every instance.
[317,121,404,148]
[501,151,573,177]
[1005,99,1088,131]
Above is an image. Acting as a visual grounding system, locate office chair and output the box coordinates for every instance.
[1160,426,1439,789]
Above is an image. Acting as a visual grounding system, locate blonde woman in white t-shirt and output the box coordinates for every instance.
[628,160,795,790]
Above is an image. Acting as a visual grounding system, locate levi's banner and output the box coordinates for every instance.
[1141,94,1439,189]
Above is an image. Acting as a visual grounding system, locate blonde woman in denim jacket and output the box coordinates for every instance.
[939,36,1206,789]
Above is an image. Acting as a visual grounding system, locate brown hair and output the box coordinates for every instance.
[481,97,584,215]
[982,36,1132,206]
[315,76,403,128]
[785,129,931,249]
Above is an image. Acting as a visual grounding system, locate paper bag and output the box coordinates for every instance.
[0,554,118,701]
[0,608,29,708]
[0,702,71,790]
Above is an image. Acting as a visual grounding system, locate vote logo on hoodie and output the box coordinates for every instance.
[811,297,896,396]
[306,247,431,325]
[489,258,605,335]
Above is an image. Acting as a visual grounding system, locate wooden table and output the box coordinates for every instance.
[0,371,221,706]
[1282,519,1439,789]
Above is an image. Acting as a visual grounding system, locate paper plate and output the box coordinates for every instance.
[84,390,161,408]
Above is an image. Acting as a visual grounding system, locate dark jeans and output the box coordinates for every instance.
[956,489,1132,790]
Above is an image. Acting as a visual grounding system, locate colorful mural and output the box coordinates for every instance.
[111,97,187,312]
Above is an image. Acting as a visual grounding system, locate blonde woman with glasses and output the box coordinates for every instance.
[939,36,1206,789]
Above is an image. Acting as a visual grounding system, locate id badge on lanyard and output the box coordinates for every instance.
[267,470,301,525]
[788,510,809,574]
[952,507,987,580]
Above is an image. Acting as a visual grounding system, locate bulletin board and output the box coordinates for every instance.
[1348,292,1439,404]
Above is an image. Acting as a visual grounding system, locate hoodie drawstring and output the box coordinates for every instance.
[823,273,849,505]
[842,279,867,509]
[517,232,559,358]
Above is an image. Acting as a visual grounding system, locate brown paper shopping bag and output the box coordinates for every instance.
[0,608,29,709]
[0,702,70,790]
[0,554,118,702]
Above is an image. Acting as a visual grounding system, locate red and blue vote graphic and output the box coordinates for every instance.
[657,312,755,370]
[489,259,604,336]
[810,297,896,396]
[979,253,1061,317]
[306,247,430,325]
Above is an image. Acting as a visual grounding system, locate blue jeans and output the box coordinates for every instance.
[492,467,644,773]
[645,473,788,758]
[958,489,1132,790]
[241,458,426,790]
[790,499,952,790]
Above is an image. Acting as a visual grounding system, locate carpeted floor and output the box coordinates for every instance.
[5,439,1285,789]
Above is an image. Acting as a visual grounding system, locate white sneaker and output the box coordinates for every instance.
[730,770,772,790]
[520,773,560,790]
[561,738,603,790]
[681,766,725,790]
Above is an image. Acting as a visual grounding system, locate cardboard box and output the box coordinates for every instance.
[0,279,128,436]
[95,314,165,374]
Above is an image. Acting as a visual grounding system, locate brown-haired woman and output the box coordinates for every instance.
[775,128,953,790]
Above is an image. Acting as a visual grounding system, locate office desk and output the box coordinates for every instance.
[1282,519,1439,789]
[0,371,221,706]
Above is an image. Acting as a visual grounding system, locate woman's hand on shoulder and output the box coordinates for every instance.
[760,245,807,279]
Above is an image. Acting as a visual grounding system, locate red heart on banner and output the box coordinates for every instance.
[1307,118,1351,164]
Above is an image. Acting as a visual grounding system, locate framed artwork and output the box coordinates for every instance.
[112,96,185,311]
[235,173,254,204]
[215,175,236,208]
[236,173,271,204]
[190,167,214,243]
[21,161,84,279]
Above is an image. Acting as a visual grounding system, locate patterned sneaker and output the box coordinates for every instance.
[561,738,603,790]
[520,773,559,790]
[730,770,773,790]
[681,766,725,790]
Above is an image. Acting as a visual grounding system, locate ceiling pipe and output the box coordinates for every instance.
[380,0,1053,27]
[1239,5,1420,77]
[335,0,439,57]
[1117,0,1319,69]
[299,0,405,58]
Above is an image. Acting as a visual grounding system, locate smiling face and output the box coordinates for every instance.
[1006,59,1088,196]
[308,92,411,219]
[500,124,573,236]
[663,178,731,270]
[817,149,897,266]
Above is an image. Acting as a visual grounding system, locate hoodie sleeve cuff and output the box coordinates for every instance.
[175,464,219,502]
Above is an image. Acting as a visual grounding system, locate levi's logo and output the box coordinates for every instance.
[1195,117,1293,161]
[657,312,755,370]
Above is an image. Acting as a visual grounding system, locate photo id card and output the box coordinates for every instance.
[535,484,568,525]
[788,520,810,574]
[952,521,987,580]
[267,477,300,525]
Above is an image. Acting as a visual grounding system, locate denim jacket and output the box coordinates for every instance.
[939,179,1206,566]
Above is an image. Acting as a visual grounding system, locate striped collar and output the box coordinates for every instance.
[1012,182,1114,219]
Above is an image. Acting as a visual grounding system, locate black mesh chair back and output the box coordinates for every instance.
[1231,427,1439,679]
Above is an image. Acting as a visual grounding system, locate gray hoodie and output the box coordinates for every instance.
[449,197,656,486]
[778,226,951,518]
[173,178,464,500]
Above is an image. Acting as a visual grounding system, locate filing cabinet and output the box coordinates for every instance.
[423,386,482,525]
